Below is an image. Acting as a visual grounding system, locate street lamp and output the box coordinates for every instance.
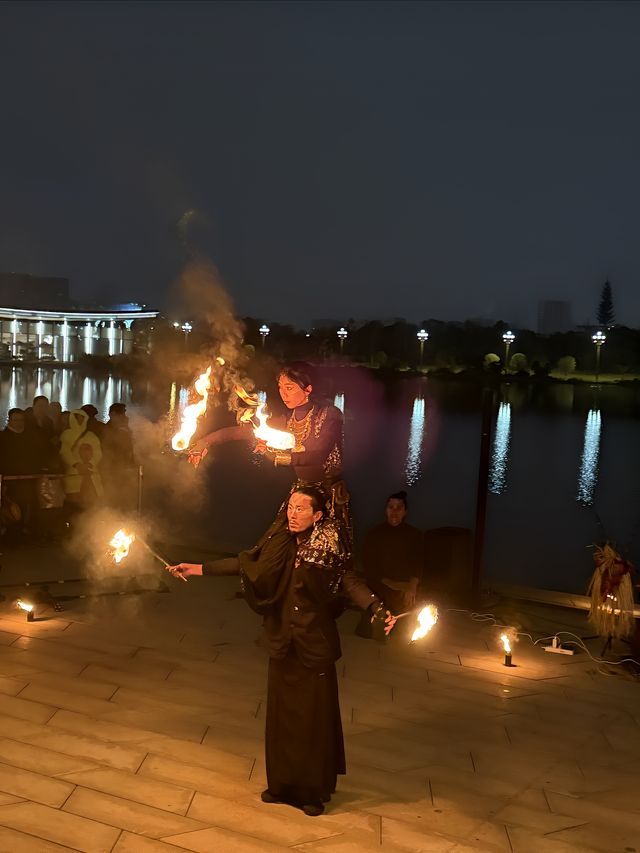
[337,327,348,354]
[181,322,192,347]
[502,330,515,373]
[417,329,429,367]
[591,330,606,383]
[259,324,270,347]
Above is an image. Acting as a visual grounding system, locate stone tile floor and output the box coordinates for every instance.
[0,553,638,852]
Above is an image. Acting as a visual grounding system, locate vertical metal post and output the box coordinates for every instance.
[472,386,495,598]
[137,465,144,517]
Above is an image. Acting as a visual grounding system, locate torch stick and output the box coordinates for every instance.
[137,538,188,582]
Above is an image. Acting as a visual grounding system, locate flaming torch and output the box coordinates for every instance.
[396,604,439,642]
[171,366,212,452]
[108,528,186,581]
[109,529,135,564]
[253,403,295,451]
[500,633,513,667]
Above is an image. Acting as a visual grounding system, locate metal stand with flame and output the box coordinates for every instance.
[501,633,513,666]
[16,599,35,622]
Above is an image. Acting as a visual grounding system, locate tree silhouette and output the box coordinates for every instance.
[597,280,615,327]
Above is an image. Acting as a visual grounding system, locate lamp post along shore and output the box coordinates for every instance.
[502,330,515,373]
[259,324,270,348]
[592,330,606,384]
[337,326,348,354]
[417,328,429,368]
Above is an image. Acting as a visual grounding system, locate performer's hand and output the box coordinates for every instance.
[187,447,208,469]
[190,436,211,453]
[384,612,398,635]
[167,562,203,579]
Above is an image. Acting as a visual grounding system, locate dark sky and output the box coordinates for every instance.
[1,0,639,328]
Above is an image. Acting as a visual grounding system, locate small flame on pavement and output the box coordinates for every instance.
[109,529,136,564]
[172,367,212,452]
[500,633,512,654]
[410,604,438,642]
[253,403,295,450]
[16,599,34,613]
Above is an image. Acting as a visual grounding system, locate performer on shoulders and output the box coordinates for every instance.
[191,361,351,548]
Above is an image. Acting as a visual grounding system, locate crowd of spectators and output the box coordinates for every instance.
[0,395,137,543]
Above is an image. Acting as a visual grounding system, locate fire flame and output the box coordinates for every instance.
[110,529,135,564]
[253,403,295,450]
[410,604,438,642]
[16,599,34,613]
[500,633,512,654]
[171,367,212,452]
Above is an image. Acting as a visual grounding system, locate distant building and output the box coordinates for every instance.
[0,271,158,362]
[537,300,572,335]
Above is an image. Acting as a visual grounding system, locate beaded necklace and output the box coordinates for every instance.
[287,406,314,451]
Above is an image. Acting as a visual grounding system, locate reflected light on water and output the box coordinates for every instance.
[334,393,345,413]
[489,403,512,495]
[82,376,93,407]
[576,409,602,505]
[8,369,18,411]
[59,369,69,411]
[404,396,426,486]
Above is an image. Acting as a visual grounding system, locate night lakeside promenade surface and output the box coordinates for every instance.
[0,546,638,851]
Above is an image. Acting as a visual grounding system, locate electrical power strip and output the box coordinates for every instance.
[542,637,575,655]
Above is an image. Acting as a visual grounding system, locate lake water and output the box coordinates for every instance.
[2,365,639,594]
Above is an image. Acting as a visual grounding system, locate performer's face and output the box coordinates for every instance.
[278,375,312,409]
[386,498,407,527]
[287,492,322,534]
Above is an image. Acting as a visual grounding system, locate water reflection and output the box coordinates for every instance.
[404,396,426,486]
[489,402,512,495]
[576,409,602,505]
[333,393,345,414]
[58,369,69,411]
[0,368,132,423]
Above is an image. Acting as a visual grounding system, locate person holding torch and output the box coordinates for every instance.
[168,485,397,817]
[190,361,351,552]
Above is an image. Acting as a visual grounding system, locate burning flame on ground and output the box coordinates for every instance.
[253,403,295,450]
[16,599,34,613]
[172,367,212,451]
[500,633,512,654]
[110,529,135,564]
[411,604,438,642]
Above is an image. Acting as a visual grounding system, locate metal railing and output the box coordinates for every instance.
[0,465,144,516]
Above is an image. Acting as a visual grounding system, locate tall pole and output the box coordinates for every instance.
[502,330,515,374]
[337,327,348,355]
[591,330,606,384]
[417,329,429,369]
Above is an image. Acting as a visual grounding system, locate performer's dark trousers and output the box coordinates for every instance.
[265,646,346,805]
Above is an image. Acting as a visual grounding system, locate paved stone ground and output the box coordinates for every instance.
[0,547,639,852]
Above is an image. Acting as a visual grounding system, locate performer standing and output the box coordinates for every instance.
[168,486,396,816]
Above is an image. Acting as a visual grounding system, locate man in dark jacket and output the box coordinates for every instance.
[168,486,396,816]
[0,408,45,538]
[363,490,424,614]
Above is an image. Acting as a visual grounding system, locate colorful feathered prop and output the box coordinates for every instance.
[587,543,635,640]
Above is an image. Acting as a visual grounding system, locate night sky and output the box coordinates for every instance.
[1,0,639,328]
